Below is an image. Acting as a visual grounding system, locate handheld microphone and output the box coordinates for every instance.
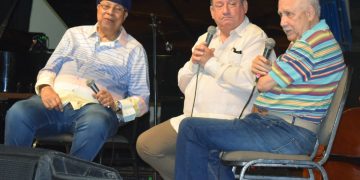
[196,25,216,72]
[263,38,276,59]
[205,26,216,47]
[191,26,217,117]
[256,38,276,82]
[86,79,100,93]
[87,79,111,109]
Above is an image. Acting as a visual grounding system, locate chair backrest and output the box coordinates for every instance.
[331,107,360,157]
[317,67,350,163]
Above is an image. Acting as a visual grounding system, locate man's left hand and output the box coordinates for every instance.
[94,89,116,111]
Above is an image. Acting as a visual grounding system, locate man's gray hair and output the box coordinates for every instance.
[309,0,321,17]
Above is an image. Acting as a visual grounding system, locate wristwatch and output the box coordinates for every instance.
[114,100,122,112]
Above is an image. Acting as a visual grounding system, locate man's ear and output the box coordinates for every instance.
[210,6,215,20]
[306,5,316,21]
[124,11,128,20]
[243,0,248,14]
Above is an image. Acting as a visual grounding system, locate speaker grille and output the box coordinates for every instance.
[0,154,38,180]
[0,145,122,180]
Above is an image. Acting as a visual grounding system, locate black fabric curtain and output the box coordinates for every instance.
[0,0,33,32]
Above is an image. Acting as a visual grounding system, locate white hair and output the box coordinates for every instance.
[309,0,321,17]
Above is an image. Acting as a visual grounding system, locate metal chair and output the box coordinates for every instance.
[221,67,351,180]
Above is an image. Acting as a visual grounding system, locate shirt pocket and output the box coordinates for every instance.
[226,50,243,66]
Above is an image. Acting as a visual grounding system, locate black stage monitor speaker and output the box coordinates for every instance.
[0,145,122,180]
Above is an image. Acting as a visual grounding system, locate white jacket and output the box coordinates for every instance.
[170,17,276,132]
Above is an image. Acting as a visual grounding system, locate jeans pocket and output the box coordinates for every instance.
[271,137,305,154]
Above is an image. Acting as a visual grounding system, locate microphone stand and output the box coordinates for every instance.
[150,13,159,126]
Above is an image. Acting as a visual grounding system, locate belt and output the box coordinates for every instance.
[256,109,319,133]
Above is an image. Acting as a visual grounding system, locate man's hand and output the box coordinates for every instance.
[251,55,272,77]
[252,55,277,91]
[95,89,117,111]
[40,85,63,111]
[191,43,215,67]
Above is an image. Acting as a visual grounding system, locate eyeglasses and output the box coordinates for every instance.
[212,0,241,10]
[99,2,126,14]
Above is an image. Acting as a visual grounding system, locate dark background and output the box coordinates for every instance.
[1,0,359,140]
[0,1,359,178]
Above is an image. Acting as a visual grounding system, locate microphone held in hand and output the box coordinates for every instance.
[205,26,216,47]
[195,26,216,75]
[86,79,100,93]
[87,79,111,109]
[192,26,217,114]
[263,38,276,59]
[196,25,216,72]
[256,38,276,82]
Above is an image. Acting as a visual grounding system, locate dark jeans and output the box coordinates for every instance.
[175,113,317,180]
[4,95,119,161]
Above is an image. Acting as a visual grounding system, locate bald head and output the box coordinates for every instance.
[278,0,320,41]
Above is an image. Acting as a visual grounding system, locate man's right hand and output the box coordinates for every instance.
[39,85,63,112]
[191,43,214,67]
[251,55,272,76]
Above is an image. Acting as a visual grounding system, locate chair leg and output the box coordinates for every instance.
[110,142,116,166]
[97,148,104,164]
[307,169,315,180]
[133,160,139,180]
[232,166,240,179]
[130,147,139,179]
[317,166,329,180]
[65,144,71,154]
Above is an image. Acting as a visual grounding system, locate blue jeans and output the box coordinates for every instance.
[4,95,119,161]
[175,113,317,180]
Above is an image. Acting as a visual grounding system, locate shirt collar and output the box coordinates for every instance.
[301,19,328,39]
[86,23,129,46]
[86,24,98,38]
[210,16,249,43]
[230,16,250,37]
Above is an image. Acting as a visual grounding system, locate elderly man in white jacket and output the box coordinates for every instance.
[136,0,275,179]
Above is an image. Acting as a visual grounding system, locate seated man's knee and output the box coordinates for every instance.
[136,132,151,156]
[78,107,118,137]
[136,132,164,158]
[6,98,41,124]
[179,117,194,131]
[136,133,145,155]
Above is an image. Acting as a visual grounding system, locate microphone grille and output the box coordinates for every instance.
[265,38,276,49]
[207,26,216,35]
[86,79,94,87]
